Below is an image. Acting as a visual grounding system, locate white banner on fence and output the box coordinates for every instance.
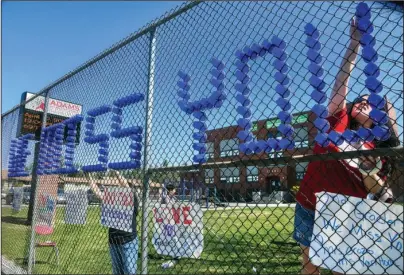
[100,186,134,232]
[152,202,204,258]
[310,192,403,274]
[12,187,24,212]
[37,193,57,228]
[65,184,89,225]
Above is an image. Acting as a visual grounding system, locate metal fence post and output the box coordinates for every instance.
[140,27,156,275]
[27,89,50,274]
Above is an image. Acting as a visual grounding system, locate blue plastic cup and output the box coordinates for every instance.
[237,130,252,142]
[328,130,344,146]
[309,75,326,90]
[236,60,250,73]
[178,70,191,82]
[370,109,388,125]
[214,99,224,108]
[357,127,375,142]
[193,121,207,131]
[358,18,374,33]
[305,36,321,51]
[210,68,225,80]
[237,106,252,118]
[251,43,263,54]
[278,111,293,123]
[261,39,274,53]
[193,143,206,152]
[360,33,376,47]
[276,98,291,111]
[308,62,324,77]
[275,72,290,85]
[364,62,380,77]
[178,100,191,114]
[193,154,207,163]
[193,111,207,121]
[239,143,248,154]
[275,84,290,98]
[236,93,252,107]
[255,140,269,153]
[267,138,280,151]
[312,104,328,118]
[365,76,383,93]
[314,118,330,132]
[372,125,391,141]
[177,90,191,100]
[235,50,248,63]
[272,48,287,61]
[210,78,224,90]
[304,23,320,39]
[279,138,295,150]
[368,93,385,109]
[307,49,322,64]
[356,2,370,17]
[237,118,252,129]
[315,133,330,147]
[243,46,257,59]
[271,36,286,49]
[235,70,250,84]
[278,124,294,137]
[342,129,359,143]
[311,90,327,104]
[273,59,289,74]
[177,80,191,91]
[242,142,254,155]
[193,132,207,142]
[362,46,378,63]
[210,58,225,70]
[235,83,251,95]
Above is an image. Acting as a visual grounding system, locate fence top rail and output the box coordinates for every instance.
[1,0,203,118]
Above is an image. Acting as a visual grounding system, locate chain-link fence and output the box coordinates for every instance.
[2,1,403,274]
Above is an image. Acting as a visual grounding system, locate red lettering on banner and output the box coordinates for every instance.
[154,208,163,223]
[104,191,113,204]
[171,208,181,224]
[182,206,192,225]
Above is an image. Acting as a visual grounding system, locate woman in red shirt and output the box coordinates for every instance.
[293,18,400,274]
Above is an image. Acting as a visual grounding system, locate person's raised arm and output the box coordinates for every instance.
[328,18,362,115]
[87,173,103,200]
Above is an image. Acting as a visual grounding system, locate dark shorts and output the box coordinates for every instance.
[293,202,315,247]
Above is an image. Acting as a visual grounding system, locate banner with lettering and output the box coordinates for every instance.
[37,193,57,228]
[152,202,204,258]
[12,187,24,212]
[100,186,134,232]
[310,192,403,274]
[65,184,89,225]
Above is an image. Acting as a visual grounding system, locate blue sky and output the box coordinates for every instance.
[1,1,402,170]
[2,1,182,113]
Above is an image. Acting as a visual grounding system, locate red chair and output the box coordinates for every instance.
[33,225,59,266]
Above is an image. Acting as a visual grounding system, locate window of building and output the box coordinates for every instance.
[246,166,259,183]
[220,167,240,184]
[205,169,214,184]
[295,127,309,148]
[220,138,239,157]
[206,142,214,159]
[296,162,308,180]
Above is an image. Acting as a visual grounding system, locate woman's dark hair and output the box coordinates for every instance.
[348,94,400,179]
[166,184,175,191]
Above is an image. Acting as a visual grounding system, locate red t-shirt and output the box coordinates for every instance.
[295,109,372,211]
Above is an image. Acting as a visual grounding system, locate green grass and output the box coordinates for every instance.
[2,205,302,274]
